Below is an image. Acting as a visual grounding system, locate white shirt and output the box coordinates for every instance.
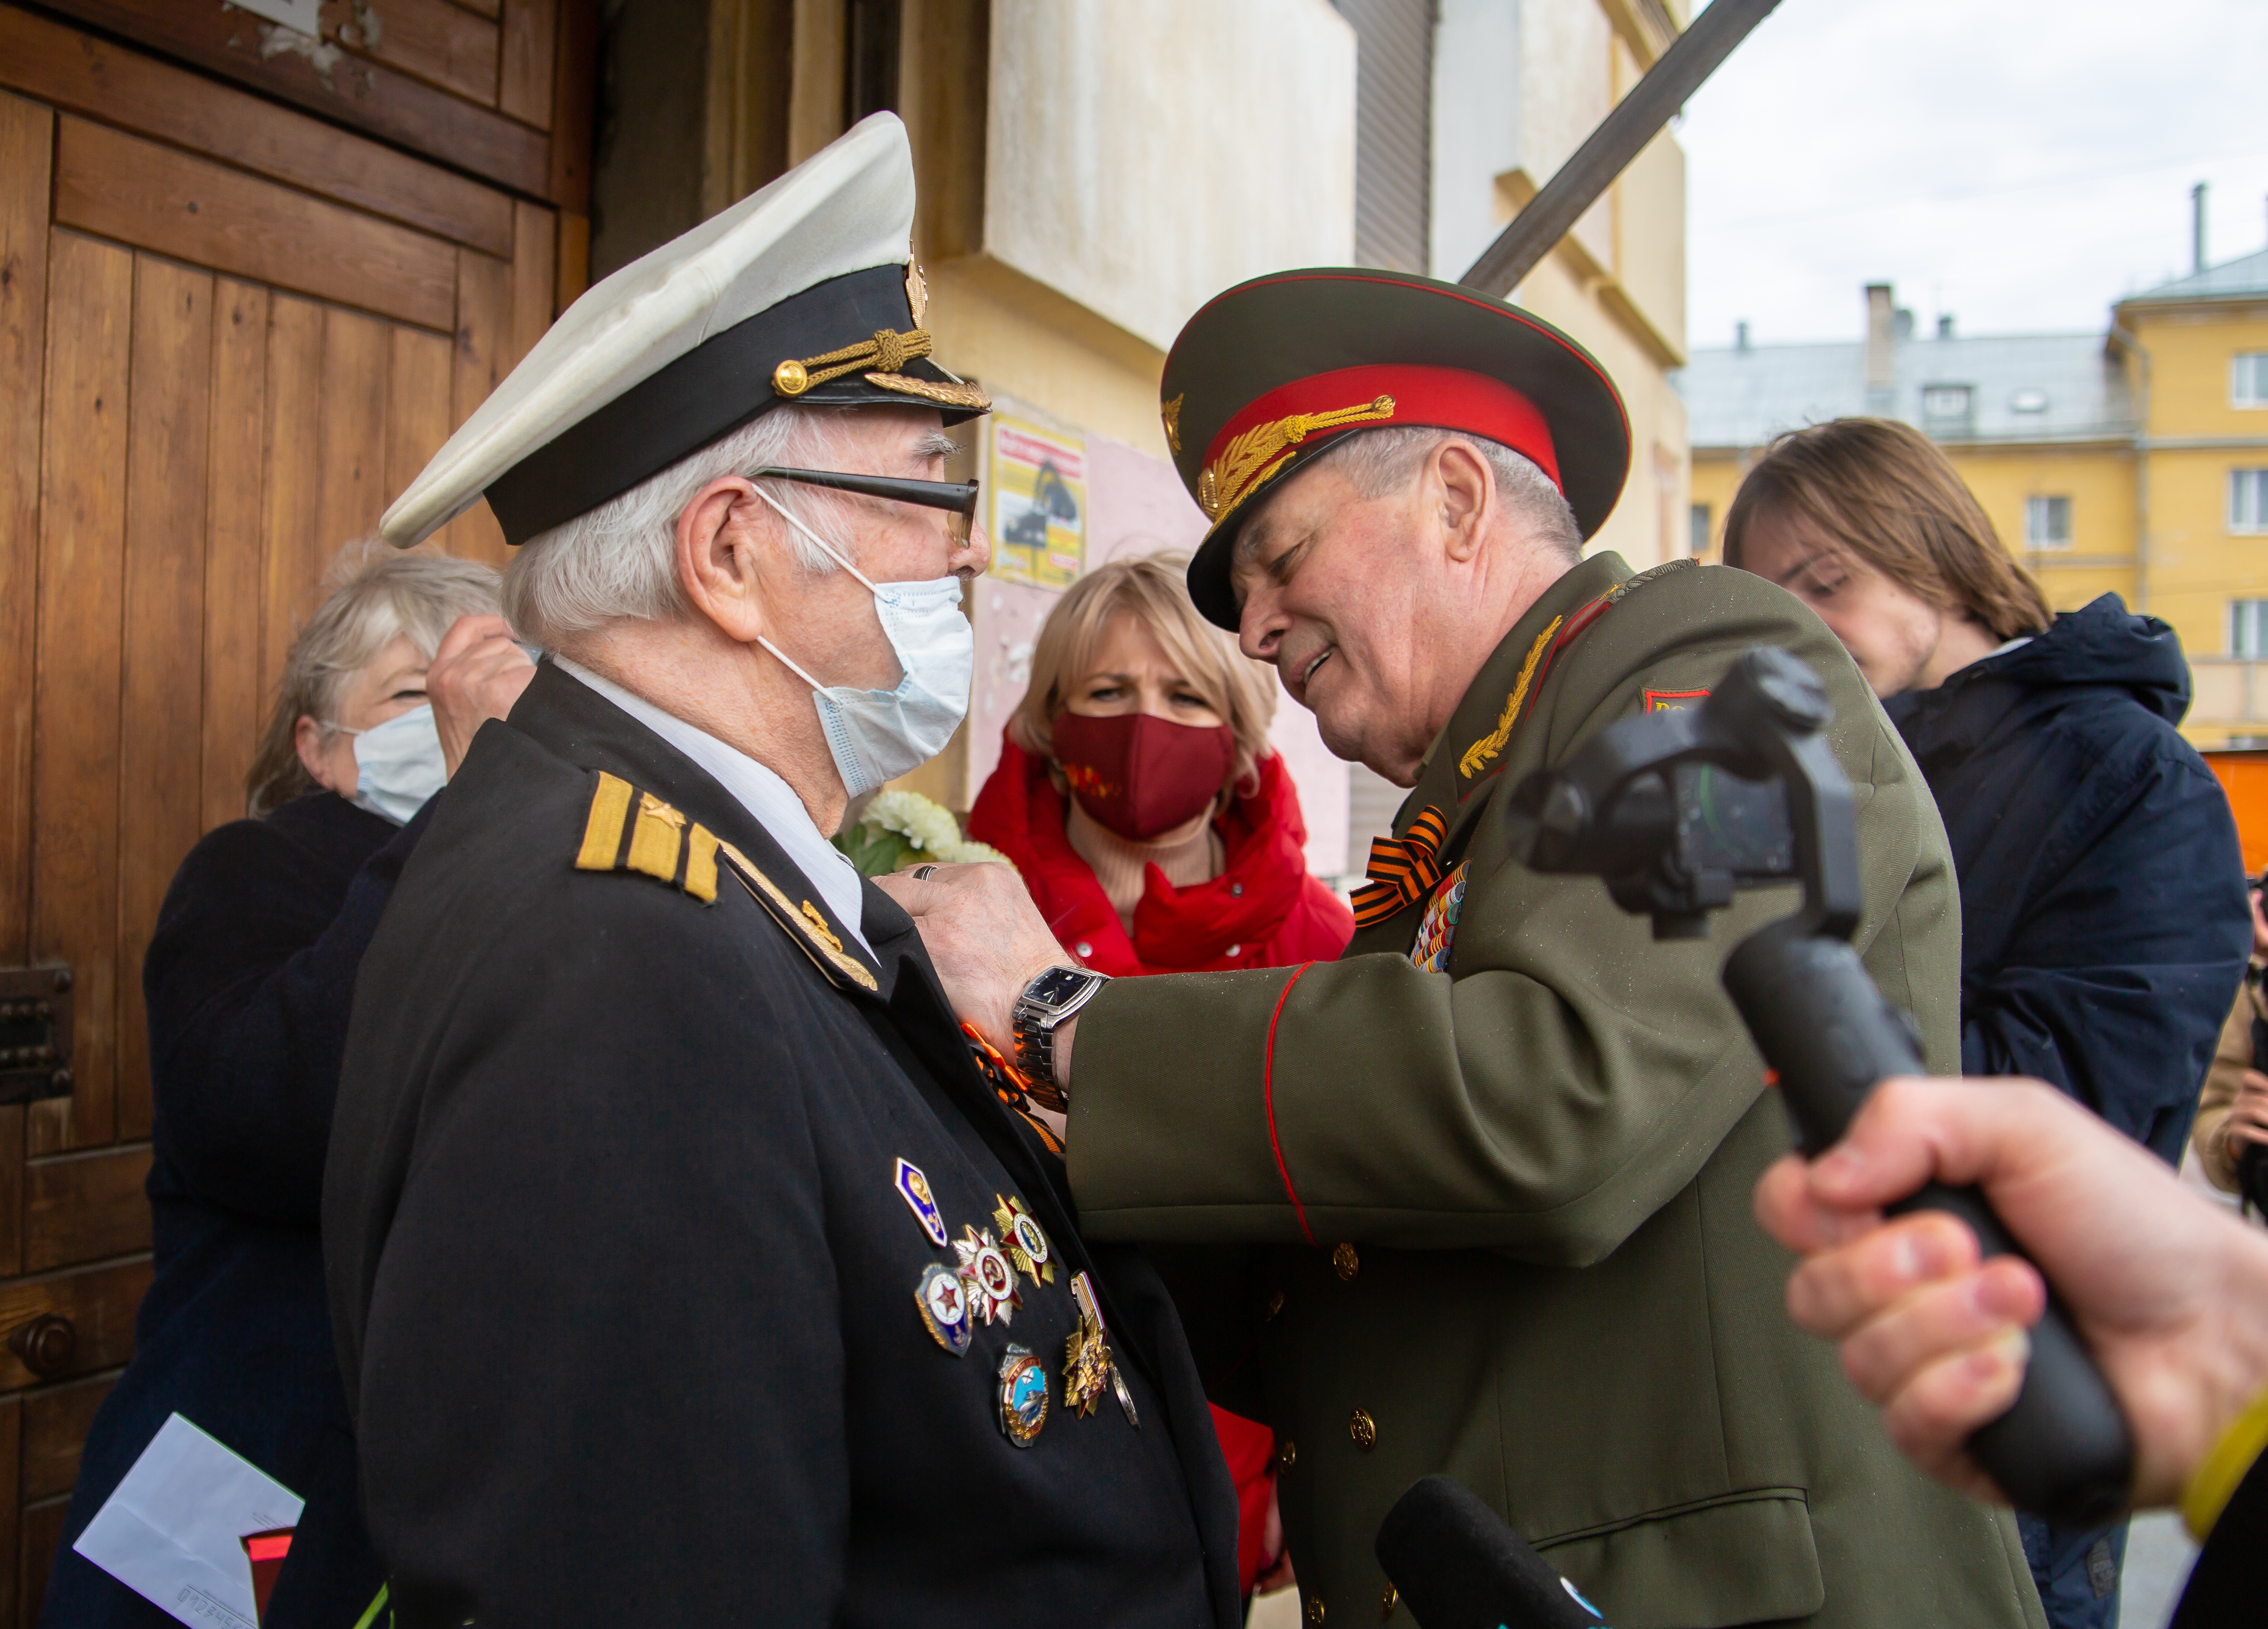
[552,655,872,954]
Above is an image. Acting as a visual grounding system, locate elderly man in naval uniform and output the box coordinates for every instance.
[323,114,1239,1628]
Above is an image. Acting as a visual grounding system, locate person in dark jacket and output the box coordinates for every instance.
[44,548,531,1629]
[1727,416,2252,1629]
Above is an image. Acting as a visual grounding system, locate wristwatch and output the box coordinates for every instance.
[1011,965,1110,1109]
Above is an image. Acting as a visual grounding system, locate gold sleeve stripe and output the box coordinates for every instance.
[576,772,635,871]
[684,824,721,904]
[627,791,686,883]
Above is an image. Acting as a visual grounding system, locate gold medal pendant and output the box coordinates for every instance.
[953,1225,1023,1325]
[1066,1271,1137,1427]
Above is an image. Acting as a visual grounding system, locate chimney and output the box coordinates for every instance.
[1864,284,1896,402]
[1735,320,1750,351]
[2193,181,2208,274]
[1937,313,1955,339]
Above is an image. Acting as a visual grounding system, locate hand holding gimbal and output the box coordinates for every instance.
[1507,647,2133,1529]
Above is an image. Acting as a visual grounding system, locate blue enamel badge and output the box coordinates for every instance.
[915,1263,974,1356]
[998,1344,1049,1446]
[894,1157,948,1247]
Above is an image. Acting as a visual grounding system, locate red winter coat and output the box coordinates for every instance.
[968,730,1354,1593]
[967,733,1355,978]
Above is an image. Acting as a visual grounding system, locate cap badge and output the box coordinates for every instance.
[998,1343,1050,1445]
[773,326,935,397]
[905,256,930,326]
[992,1195,1055,1285]
[1161,392,1184,455]
[954,1225,1023,1325]
[1197,394,1396,523]
[915,1262,974,1356]
[894,1158,948,1247]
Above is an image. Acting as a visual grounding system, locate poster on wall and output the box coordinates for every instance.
[989,412,1087,590]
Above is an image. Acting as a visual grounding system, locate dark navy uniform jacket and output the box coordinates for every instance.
[323,663,1239,1629]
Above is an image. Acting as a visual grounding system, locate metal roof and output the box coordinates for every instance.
[1675,329,2136,451]
[2122,247,2268,306]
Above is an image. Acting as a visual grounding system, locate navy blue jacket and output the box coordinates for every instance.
[1884,596,2250,1163]
[45,793,426,1629]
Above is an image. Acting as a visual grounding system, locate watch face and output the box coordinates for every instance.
[1027,967,1092,1010]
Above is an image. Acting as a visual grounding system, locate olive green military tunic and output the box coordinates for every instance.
[1067,553,2047,1629]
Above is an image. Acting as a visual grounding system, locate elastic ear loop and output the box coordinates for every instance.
[747,484,875,691]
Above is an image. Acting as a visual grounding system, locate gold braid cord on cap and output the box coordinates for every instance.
[1196,395,1396,522]
[865,372,992,410]
[774,327,935,396]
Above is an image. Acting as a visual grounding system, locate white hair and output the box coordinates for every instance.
[1272,425,1583,563]
[502,404,869,650]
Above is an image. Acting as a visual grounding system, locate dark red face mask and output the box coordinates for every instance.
[1051,710,1235,841]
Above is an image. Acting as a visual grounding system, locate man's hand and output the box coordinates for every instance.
[874,862,1070,1071]
[2225,1067,2268,1155]
[1753,1076,2268,1510]
[428,615,537,777]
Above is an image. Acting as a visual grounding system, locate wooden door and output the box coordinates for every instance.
[0,4,590,1617]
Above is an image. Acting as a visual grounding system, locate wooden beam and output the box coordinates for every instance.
[0,92,50,973]
[499,0,557,129]
[0,6,513,255]
[53,116,457,332]
[323,0,502,107]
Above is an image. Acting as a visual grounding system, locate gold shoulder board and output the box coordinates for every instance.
[574,771,721,905]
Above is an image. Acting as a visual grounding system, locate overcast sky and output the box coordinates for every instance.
[1676,0,2268,351]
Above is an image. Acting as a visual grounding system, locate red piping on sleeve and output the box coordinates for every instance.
[1264,962,1319,1247]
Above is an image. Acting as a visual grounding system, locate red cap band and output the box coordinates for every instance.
[1196,363,1562,524]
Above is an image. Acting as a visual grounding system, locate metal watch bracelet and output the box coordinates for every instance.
[1011,967,1108,1110]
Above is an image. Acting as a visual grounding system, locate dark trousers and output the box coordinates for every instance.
[2019,1513,2127,1629]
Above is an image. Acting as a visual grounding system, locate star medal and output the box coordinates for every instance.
[954,1225,1022,1325]
[992,1195,1055,1286]
[915,1263,973,1356]
[894,1158,948,1248]
[1069,1271,1137,1427]
[998,1343,1049,1446]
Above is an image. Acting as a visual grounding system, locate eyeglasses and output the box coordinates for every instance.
[751,466,980,542]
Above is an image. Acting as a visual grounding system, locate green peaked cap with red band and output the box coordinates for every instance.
[1159,267,1633,630]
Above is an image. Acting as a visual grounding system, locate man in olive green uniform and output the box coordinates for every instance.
[884,269,2044,1629]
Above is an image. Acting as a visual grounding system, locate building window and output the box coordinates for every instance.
[2232,469,2268,535]
[2233,600,2268,657]
[2024,495,2073,550]
[2234,353,2268,409]
[1921,384,1974,433]
[1689,503,1713,556]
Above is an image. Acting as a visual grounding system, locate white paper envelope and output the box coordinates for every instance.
[73,1414,304,1629]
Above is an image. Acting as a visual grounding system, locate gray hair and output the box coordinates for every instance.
[502,404,872,651]
[1265,425,1583,563]
[246,542,503,815]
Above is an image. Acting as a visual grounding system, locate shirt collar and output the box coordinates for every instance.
[551,654,871,952]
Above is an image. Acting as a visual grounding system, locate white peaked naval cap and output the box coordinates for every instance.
[381,111,987,550]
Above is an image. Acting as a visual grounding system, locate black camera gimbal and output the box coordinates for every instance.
[1508,646,2133,1529]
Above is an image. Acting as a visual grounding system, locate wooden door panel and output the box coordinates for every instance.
[54,117,457,332]
[202,280,272,834]
[500,0,559,128]
[25,1148,154,1276]
[21,1374,112,1504]
[0,93,47,977]
[32,230,132,1158]
[323,0,506,108]
[0,8,513,257]
[117,256,216,1144]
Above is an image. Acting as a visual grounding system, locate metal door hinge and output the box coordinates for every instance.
[0,965,74,1105]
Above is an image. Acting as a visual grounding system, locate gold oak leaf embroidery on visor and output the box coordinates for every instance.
[1196,395,1397,522]
[773,327,934,396]
[1457,615,1563,780]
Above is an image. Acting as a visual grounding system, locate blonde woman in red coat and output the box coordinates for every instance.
[967,553,1352,1600]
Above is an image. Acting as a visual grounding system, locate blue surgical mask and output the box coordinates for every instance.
[337,705,447,825]
[751,490,973,799]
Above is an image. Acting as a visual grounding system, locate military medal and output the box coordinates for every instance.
[894,1158,948,1247]
[992,1195,1055,1286]
[997,1344,1049,1446]
[1067,1271,1138,1427]
[914,1263,973,1356]
[954,1225,1022,1325]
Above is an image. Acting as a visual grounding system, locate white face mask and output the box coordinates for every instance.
[336,704,447,826]
[751,489,973,800]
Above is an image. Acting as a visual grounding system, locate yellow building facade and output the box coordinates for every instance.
[1685,249,2268,747]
